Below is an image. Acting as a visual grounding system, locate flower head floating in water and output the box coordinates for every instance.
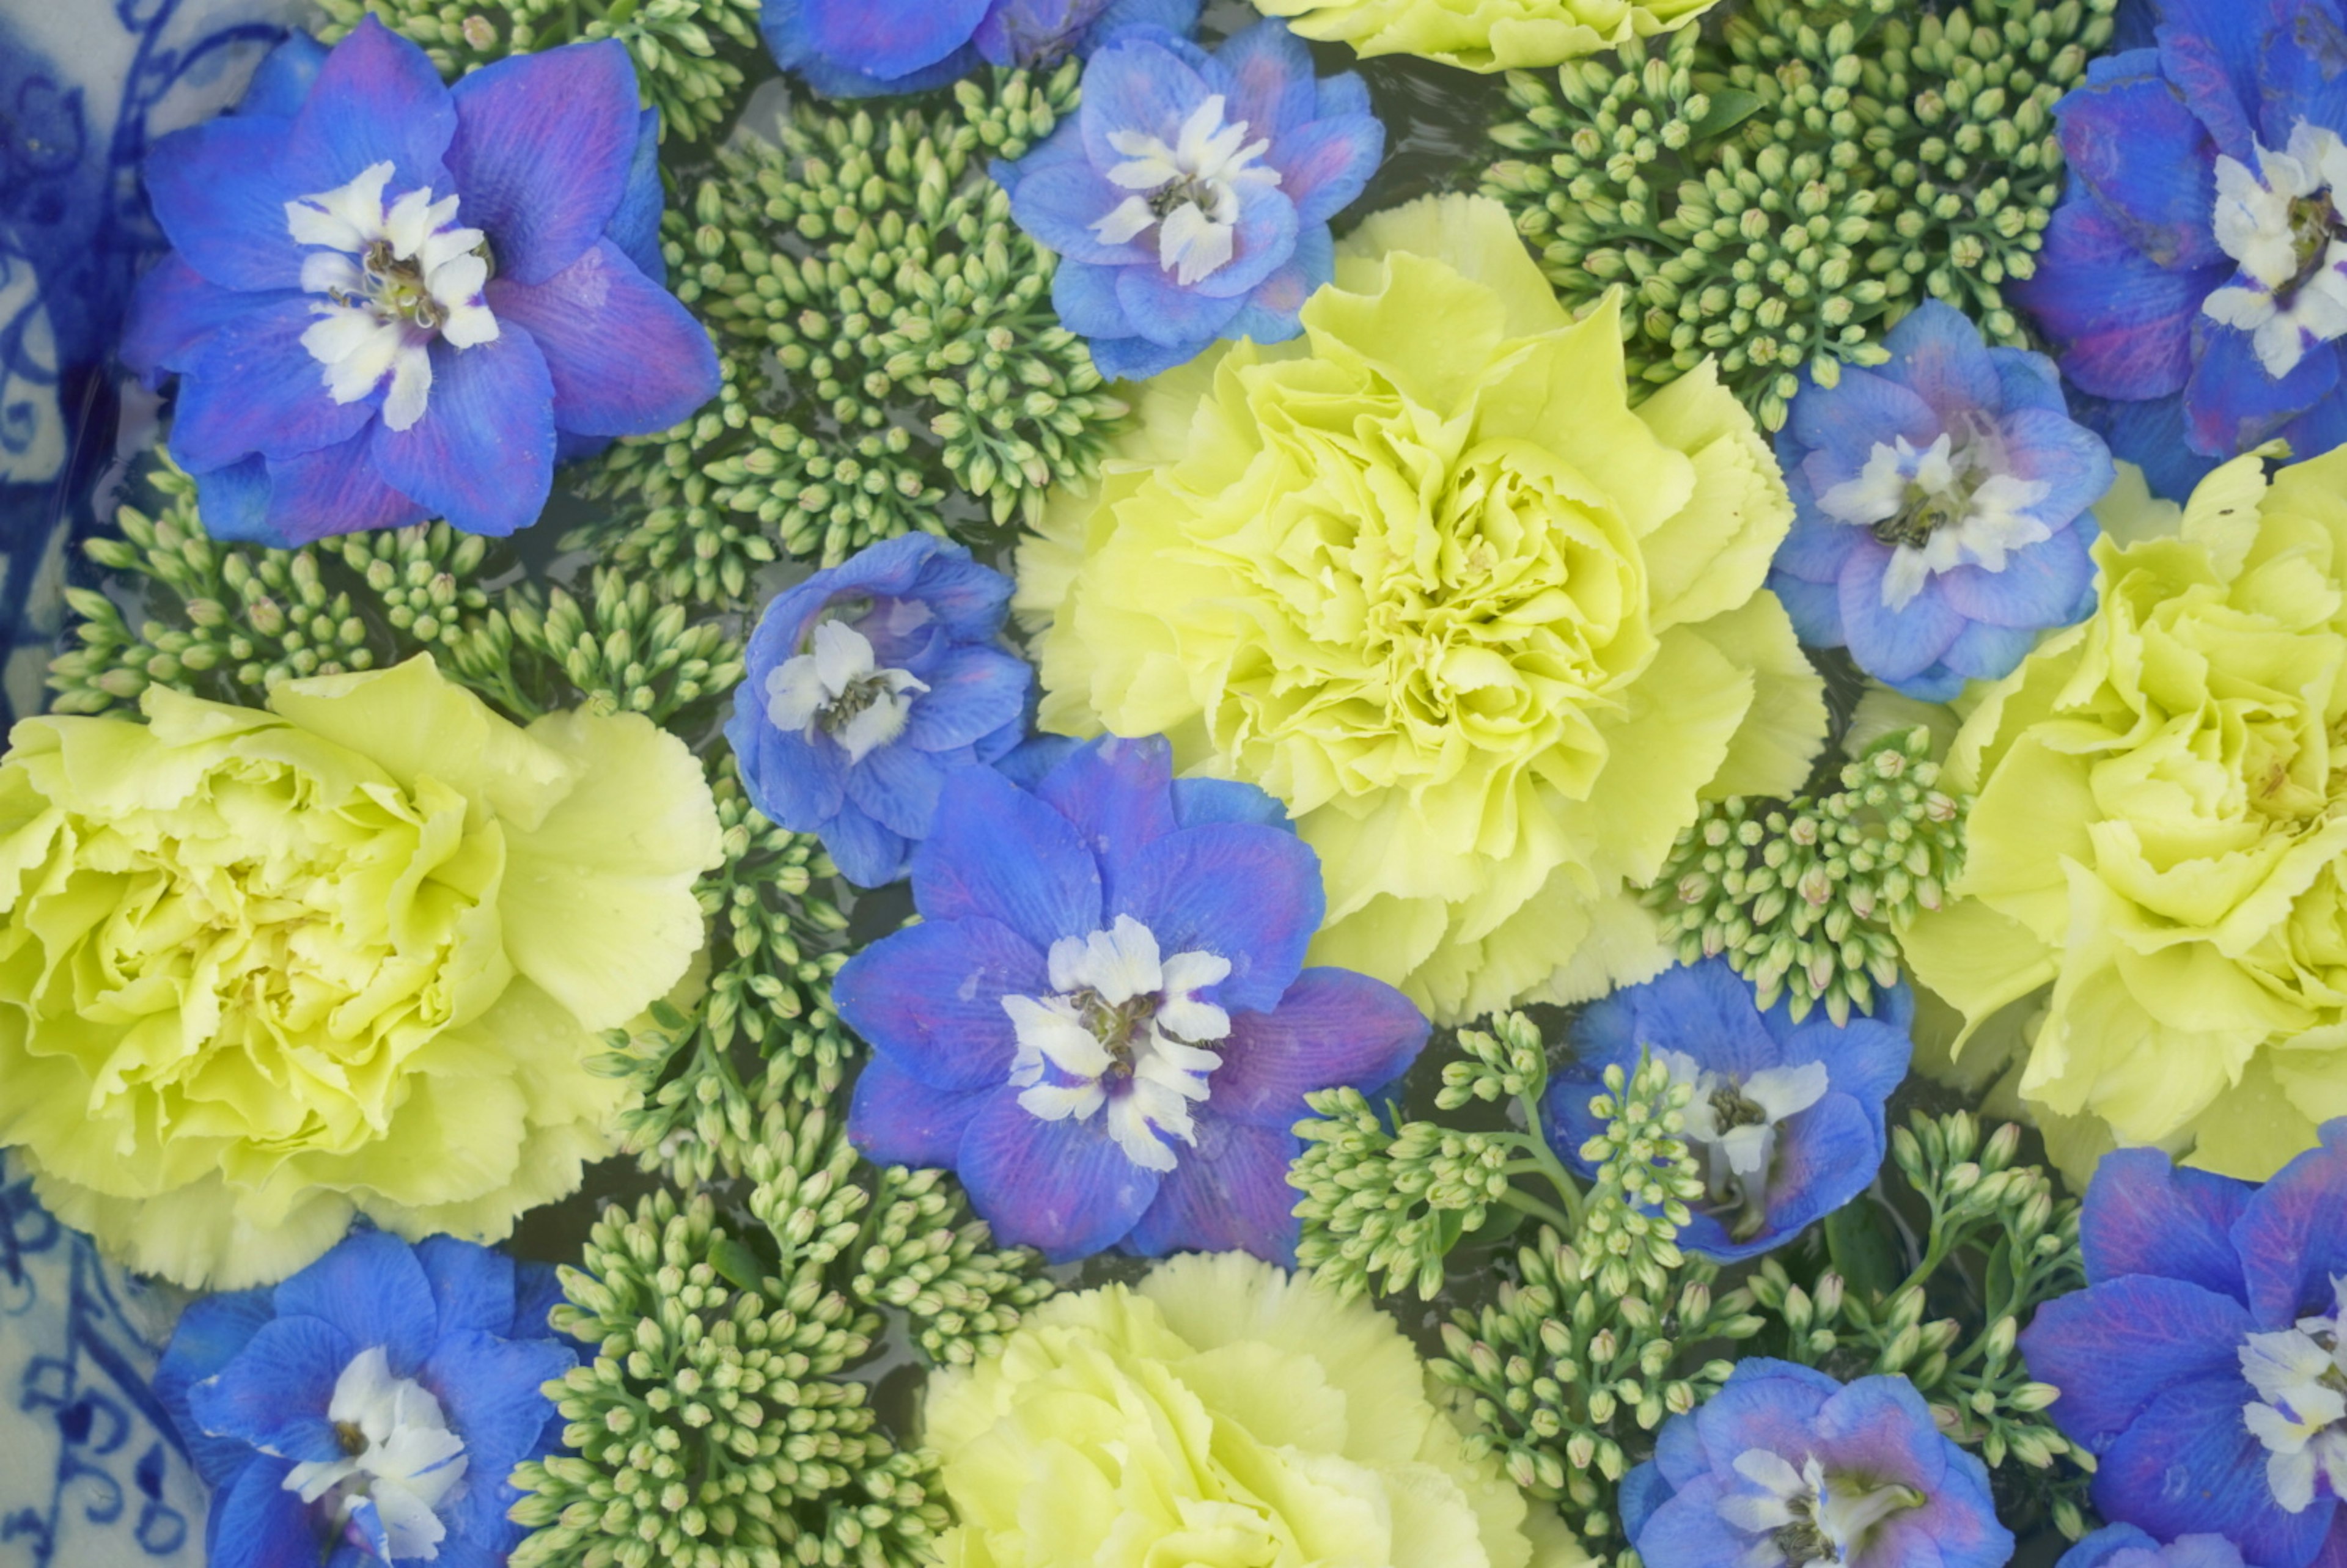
[122,19,718,545]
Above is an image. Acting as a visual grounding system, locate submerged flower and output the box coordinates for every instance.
[995,18,1384,379]
[1017,194,1826,1024]
[922,1250,1584,1568]
[2021,1127,2347,1568]
[1767,301,2114,700]
[1544,960,1912,1261]
[725,534,1030,888]
[1251,0,1720,70]
[156,1229,570,1567]
[2059,1529,2250,1568]
[1901,445,2347,1180]
[835,733,1428,1262]
[2016,0,2347,499]
[121,18,718,545]
[1622,1359,2011,1568]
[760,0,1198,98]
[0,654,721,1288]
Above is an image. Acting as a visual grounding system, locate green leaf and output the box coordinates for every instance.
[709,1235,765,1292]
[1825,1197,1906,1304]
[1984,1235,2016,1322]
[1687,89,1765,142]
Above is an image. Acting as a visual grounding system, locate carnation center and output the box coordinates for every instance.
[1816,426,2052,613]
[1093,93,1280,286]
[281,1347,467,1563]
[285,161,499,433]
[765,617,928,765]
[2202,121,2347,379]
[1659,1050,1829,1242]
[1001,914,1230,1172]
[1717,1449,1926,1567]
[2241,1275,2347,1515]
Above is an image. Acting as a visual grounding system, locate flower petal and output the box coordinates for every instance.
[957,1089,1162,1261]
[1079,36,1215,169]
[2082,1148,2255,1299]
[815,800,908,889]
[1838,548,1967,683]
[186,1315,355,1460]
[1880,301,2007,429]
[271,1229,440,1375]
[207,1456,335,1568]
[2019,1275,2252,1453]
[1208,967,1430,1127]
[1032,734,1180,901]
[155,1289,277,1488]
[1934,521,2097,628]
[280,15,457,196]
[1109,822,1323,1014]
[446,42,639,285]
[913,764,1104,948]
[143,114,306,291]
[2094,1374,2335,1566]
[369,329,556,537]
[833,917,1046,1091]
[249,434,431,547]
[2015,194,2220,401]
[122,257,293,386]
[2233,1119,2347,1328]
[1120,1116,1301,1262]
[174,299,376,471]
[422,1330,573,1549]
[794,0,993,78]
[485,238,720,437]
[2184,323,2341,458]
[902,647,1032,753]
[1214,18,1317,137]
[411,1234,518,1340]
[2055,71,2224,271]
[848,1055,993,1166]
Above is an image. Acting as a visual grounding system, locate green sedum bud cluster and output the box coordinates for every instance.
[1482,0,2116,428]
[848,1163,1055,1368]
[49,460,495,714]
[446,566,746,726]
[1291,1085,1520,1303]
[1573,1057,1706,1301]
[1645,725,1969,1025]
[316,0,764,142]
[574,65,1128,584]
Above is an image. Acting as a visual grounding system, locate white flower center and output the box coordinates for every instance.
[1658,1050,1829,1242]
[1716,1449,1926,1567]
[764,618,928,765]
[1092,93,1281,287]
[2202,121,2347,379]
[285,161,500,434]
[2242,1275,2347,1514]
[1001,912,1230,1172]
[1817,427,2052,612]
[280,1347,468,1563]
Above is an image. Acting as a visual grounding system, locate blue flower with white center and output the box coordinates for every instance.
[1765,301,2115,700]
[994,18,1384,379]
[2059,1527,2251,1568]
[120,18,718,546]
[154,1229,571,1568]
[2022,1124,2347,1568]
[759,0,1199,99]
[725,533,1032,889]
[1622,1360,2013,1568]
[1543,959,1914,1262]
[835,733,1429,1263]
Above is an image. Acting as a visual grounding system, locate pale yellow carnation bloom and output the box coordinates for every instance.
[1018,194,1824,1023]
[923,1250,1590,1568]
[0,654,721,1287]
[1250,0,1721,71]
[1903,445,2347,1181]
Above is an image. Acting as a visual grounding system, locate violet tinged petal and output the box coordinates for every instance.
[368,329,556,537]
[848,1056,993,1167]
[2016,195,2217,401]
[174,299,376,471]
[1034,735,1181,901]
[913,764,1105,947]
[818,800,910,889]
[845,740,944,840]
[155,1289,276,1489]
[143,114,306,292]
[2094,1376,2336,1567]
[1052,255,1137,337]
[279,15,457,196]
[2186,321,2343,457]
[902,647,1033,753]
[1879,300,2006,430]
[1088,330,1205,380]
[1786,367,1942,491]
[272,1229,440,1376]
[2233,1119,2347,1328]
[1934,522,2098,629]
[956,1090,1162,1261]
[2019,1276,2253,1453]
[1216,18,1318,136]
[410,1234,517,1341]
[796,0,993,78]
[186,1316,354,1460]
[208,1456,335,1568]
[2056,72,2225,271]
[120,257,291,386]
[1929,619,2041,684]
[486,240,720,437]
[1838,551,1968,684]
[1078,35,1215,168]
[1119,1116,1301,1262]
[832,916,1046,1091]
[1991,344,2072,416]
[2259,2,2347,146]
[1208,967,1430,1128]
[1108,822,1322,1014]
[2154,0,2290,161]
[2082,1146,2253,1299]
[445,42,641,286]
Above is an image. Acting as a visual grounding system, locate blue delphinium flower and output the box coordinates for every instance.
[725,534,1031,889]
[1622,1359,2015,1568]
[1543,959,1913,1262]
[1765,300,2114,700]
[2022,1124,2347,1568]
[835,733,1429,1262]
[760,0,1199,99]
[994,19,1384,379]
[154,1229,571,1568]
[2014,0,2347,500]
[120,17,718,546]
[2060,1527,2252,1568]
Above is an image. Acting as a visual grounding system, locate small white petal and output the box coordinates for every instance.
[810,618,878,694]
[301,251,368,296]
[835,693,911,764]
[1743,1061,1831,1123]
[1877,546,1933,613]
[439,301,501,350]
[381,343,434,431]
[1092,196,1159,246]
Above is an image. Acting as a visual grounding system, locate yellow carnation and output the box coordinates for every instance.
[0,654,721,1287]
[1903,445,2347,1181]
[1018,194,1824,1024]
[923,1250,1589,1568]
[1250,0,1721,70]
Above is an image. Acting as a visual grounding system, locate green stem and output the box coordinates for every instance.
[1510,1094,1587,1229]
[1496,1189,1577,1235]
